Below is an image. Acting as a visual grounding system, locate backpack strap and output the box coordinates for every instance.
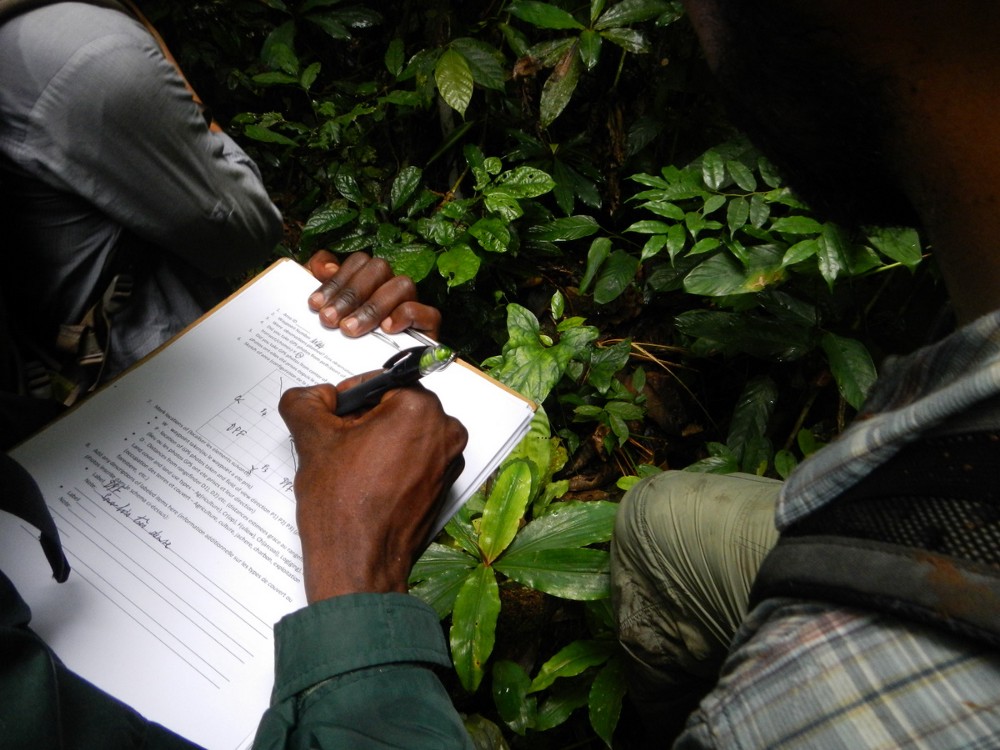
[749,430,1000,647]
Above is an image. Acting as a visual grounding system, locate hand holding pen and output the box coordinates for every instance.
[334,344,456,416]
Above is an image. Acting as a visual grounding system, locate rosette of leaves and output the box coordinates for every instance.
[295,147,557,289]
[408,407,625,742]
[505,0,683,126]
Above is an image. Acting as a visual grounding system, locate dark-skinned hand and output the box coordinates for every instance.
[305,250,442,340]
[279,375,467,604]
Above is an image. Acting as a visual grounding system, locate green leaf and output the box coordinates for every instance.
[469,217,513,253]
[749,194,770,228]
[703,194,726,215]
[817,223,850,289]
[385,37,405,76]
[409,563,475,618]
[450,37,507,91]
[587,340,632,392]
[770,216,823,235]
[625,219,673,234]
[535,682,590,731]
[682,253,746,296]
[243,124,297,146]
[541,45,582,127]
[493,166,556,198]
[301,203,358,241]
[492,661,536,735]
[675,309,814,361]
[593,250,639,304]
[252,71,299,86]
[595,0,671,29]
[507,501,618,555]
[496,547,610,599]
[727,197,750,236]
[727,376,777,462]
[508,0,585,29]
[666,223,687,259]
[299,62,321,91]
[436,48,474,117]
[528,215,600,242]
[782,238,820,266]
[774,449,798,480]
[479,460,534,563]
[701,149,725,190]
[333,171,363,203]
[261,20,298,75]
[378,244,436,282]
[580,236,611,294]
[579,29,603,70]
[868,226,923,269]
[389,165,422,212]
[589,657,627,746]
[726,160,757,191]
[437,244,481,287]
[451,564,501,692]
[529,640,616,693]
[305,15,350,41]
[600,27,648,53]
[820,332,877,410]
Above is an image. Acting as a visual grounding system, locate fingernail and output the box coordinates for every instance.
[321,308,339,326]
[324,262,339,274]
[342,317,359,335]
[309,292,325,309]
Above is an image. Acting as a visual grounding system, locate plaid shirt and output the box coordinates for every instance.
[676,311,1000,749]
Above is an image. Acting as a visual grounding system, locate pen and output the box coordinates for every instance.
[334,344,456,415]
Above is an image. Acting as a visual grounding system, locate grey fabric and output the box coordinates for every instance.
[0,2,282,376]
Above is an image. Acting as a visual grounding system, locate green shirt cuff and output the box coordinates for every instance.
[271,592,450,703]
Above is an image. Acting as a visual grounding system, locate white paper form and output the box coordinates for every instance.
[0,259,535,749]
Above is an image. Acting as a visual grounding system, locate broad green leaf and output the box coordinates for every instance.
[727,197,750,236]
[261,20,298,75]
[333,171,363,203]
[529,640,616,693]
[641,200,685,220]
[507,501,618,555]
[774,449,798,480]
[599,27,648,54]
[701,149,725,190]
[749,194,770,228]
[450,37,507,91]
[444,502,481,557]
[579,29,603,70]
[683,253,746,296]
[389,165,422,212]
[495,547,610,599]
[604,400,644,420]
[252,71,298,86]
[703,194,726,216]
[524,37,576,67]
[817,223,850,289]
[528,215,600,242]
[580,236,611,294]
[551,290,566,319]
[868,226,923,269]
[409,564,475,618]
[666,222,687,259]
[771,216,823,235]
[688,237,721,256]
[451,564,500,692]
[593,250,639,304]
[492,661,536,735]
[541,45,582,127]
[535,682,590,731]
[493,166,556,198]
[411,542,477,581]
[469,217,513,254]
[243,124,297,146]
[299,62,321,91]
[436,49,474,117]
[591,0,608,23]
[820,332,877,410]
[589,658,627,746]
[625,219,673,234]
[727,375,778,461]
[674,309,814,360]
[782,238,819,266]
[595,0,671,29]
[684,454,740,474]
[479,460,534,563]
[587,340,631,392]
[437,244,481,287]
[385,37,405,76]
[640,234,667,262]
[301,203,358,241]
[508,0,585,29]
[727,160,757,191]
[483,190,524,222]
[378,244,436,282]
[464,714,513,747]
[305,15,350,41]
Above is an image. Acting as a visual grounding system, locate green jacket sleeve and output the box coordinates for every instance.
[252,592,474,750]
